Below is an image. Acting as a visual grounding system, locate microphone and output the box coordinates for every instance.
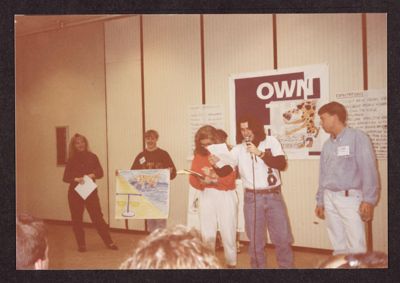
[245,136,255,161]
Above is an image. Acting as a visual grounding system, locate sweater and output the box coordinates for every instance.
[62,151,103,190]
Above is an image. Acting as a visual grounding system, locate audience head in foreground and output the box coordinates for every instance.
[16,213,49,270]
[319,251,388,269]
[119,225,221,269]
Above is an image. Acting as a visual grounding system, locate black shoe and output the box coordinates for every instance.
[107,243,118,250]
[78,246,86,252]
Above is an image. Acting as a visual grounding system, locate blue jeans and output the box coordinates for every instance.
[244,187,294,268]
[147,219,167,232]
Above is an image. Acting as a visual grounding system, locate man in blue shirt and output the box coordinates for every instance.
[315,101,379,255]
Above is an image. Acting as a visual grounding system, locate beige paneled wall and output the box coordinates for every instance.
[366,13,387,253]
[142,15,202,226]
[104,16,144,230]
[204,14,274,137]
[366,14,387,90]
[16,23,108,222]
[277,14,364,94]
[375,161,388,252]
[280,161,331,249]
[15,40,26,213]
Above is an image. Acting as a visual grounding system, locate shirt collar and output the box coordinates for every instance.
[330,127,347,142]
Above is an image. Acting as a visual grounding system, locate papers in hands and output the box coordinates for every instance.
[74,175,97,200]
[206,143,235,168]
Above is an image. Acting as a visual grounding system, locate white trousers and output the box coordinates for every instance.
[324,189,366,255]
[199,188,238,265]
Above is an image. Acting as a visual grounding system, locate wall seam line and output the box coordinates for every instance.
[362,13,373,252]
[200,14,206,104]
[102,22,111,227]
[139,14,147,232]
[273,14,278,70]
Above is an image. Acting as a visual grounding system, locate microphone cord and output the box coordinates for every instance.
[246,137,259,268]
[251,150,259,268]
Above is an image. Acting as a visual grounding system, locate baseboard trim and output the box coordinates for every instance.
[43,218,148,235]
[238,241,332,255]
[270,243,332,255]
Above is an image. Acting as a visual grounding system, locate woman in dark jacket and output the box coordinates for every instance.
[63,133,117,252]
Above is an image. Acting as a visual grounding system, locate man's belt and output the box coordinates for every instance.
[245,187,281,195]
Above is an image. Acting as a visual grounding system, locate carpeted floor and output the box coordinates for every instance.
[46,223,331,270]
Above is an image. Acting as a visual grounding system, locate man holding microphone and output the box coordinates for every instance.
[229,115,294,269]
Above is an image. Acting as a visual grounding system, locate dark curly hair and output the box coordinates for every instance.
[236,115,266,146]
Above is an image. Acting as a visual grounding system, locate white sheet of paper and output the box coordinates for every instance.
[74,175,97,200]
[206,143,235,168]
[177,169,204,178]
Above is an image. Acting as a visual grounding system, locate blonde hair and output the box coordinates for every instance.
[119,225,221,269]
[144,129,159,139]
[68,133,90,159]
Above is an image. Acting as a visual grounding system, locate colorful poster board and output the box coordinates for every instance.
[229,64,330,159]
[115,169,170,219]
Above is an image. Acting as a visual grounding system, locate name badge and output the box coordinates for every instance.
[337,145,350,156]
[139,157,146,164]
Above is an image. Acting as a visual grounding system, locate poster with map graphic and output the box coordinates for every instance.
[115,169,170,219]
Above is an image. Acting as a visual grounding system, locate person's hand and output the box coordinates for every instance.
[74,177,84,184]
[87,173,96,180]
[208,154,220,166]
[246,142,262,156]
[315,206,325,219]
[359,201,374,222]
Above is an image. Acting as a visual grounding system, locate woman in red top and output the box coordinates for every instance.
[189,125,238,268]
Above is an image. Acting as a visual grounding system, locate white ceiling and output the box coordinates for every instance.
[15,15,129,36]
